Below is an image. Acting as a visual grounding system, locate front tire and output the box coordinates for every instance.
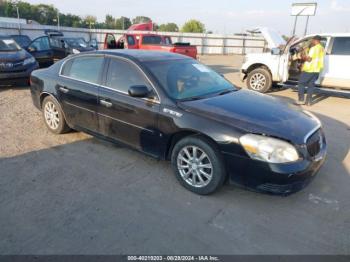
[171,136,226,195]
[42,96,70,134]
[247,68,272,93]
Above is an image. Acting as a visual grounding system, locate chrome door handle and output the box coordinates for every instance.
[100,99,113,108]
[59,86,69,93]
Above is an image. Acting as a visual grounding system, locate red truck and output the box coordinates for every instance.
[104,32,198,59]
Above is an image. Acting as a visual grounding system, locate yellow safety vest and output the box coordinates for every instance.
[302,43,325,73]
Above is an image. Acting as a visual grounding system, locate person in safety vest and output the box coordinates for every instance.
[296,35,325,106]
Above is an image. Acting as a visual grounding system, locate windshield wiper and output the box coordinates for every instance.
[179,96,205,102]
[218,89,235,96]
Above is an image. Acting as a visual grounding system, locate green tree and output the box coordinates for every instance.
[115,16,131,30]
[105,14,115,28]
[181,19,205,33]
[158,23,179,32]
[132,16,151,24]
[83,15,97,29]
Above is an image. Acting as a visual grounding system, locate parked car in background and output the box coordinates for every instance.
[10,34,32,49]
[88,38,99,50]
[30,50,326,195]
[241,31,350,93]
[104,33,197,59]
[0,35,39,86]
[26,30,95,68]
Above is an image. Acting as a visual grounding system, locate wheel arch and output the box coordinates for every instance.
[246,63,272,77]
[39,92,70,127]
[165,130,220,160]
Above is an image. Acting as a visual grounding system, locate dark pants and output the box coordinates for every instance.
[298,72,319,103]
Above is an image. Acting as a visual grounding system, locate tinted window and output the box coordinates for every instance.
[50,38,64,48]
[62,56,104,84]
[127,36,135,46]
[105,58,151,94]
[142,36,162,45]
[145,59,236,100]
[29,36,50,51]
[332,37,350,55]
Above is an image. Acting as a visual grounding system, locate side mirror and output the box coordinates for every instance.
[128,85,150,98]
[27,46,37,52]
[271,48,281,55]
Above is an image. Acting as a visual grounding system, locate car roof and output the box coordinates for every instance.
[96,50,191,62]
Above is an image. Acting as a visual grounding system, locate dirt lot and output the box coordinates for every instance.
[0,55,349,254]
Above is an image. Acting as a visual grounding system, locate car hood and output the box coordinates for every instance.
[0,49,31,62]
[248,27,286,49]
[178,90,319,145]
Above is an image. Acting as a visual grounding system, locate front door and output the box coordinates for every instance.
[57,55,105,132]
[98,57,160,156]
[49,37,68,60]
[27,36,54,67]
[320,37,350,89]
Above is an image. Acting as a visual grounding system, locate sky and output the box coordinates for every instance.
[25,0,350,35]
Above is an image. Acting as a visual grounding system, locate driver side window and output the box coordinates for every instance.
[105,58,157,100]
[29,36,50,51]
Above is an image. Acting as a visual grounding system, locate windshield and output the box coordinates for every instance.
[0,38,21,51]
[64,38,87,48]
[145,59,237,100]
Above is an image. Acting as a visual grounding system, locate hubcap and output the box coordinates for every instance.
[44,101,60,130]
[177,146,213,188]
[250,73,266,91]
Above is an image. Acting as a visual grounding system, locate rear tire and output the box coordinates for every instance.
[171,135,226,195]
[42,96,70,134]
[247,68,272,93]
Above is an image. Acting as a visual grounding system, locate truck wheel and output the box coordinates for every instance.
[247,68,272,93]
[171,135,226,195]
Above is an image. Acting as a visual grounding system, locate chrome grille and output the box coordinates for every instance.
[306,129,322,157]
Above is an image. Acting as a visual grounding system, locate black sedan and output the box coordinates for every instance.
[29,50,327,195]
[0,35,39,86]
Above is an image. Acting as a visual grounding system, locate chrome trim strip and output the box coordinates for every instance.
[303,124,322,144]
[98,112,154,134]
[98,84,160,105]
[64,101,95,114]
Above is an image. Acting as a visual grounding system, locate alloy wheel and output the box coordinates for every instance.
[44,101,60,130]
[177,145,213,188]
[250,73,267,91]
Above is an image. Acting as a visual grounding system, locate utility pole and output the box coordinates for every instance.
[15,4,21,35]
[57,12,60,31]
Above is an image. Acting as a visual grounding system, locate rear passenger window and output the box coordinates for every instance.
[61,56,104,84]
[142,36,162,45]
[331,37,350,55]
[105,58,152,94]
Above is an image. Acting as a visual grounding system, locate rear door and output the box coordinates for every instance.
[27,36,54,67]
[57,55,105,132]
[321,37,350,89]
[98,56,160,156]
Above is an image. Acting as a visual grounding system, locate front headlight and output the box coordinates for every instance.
[72,48,80,54]
[239,134,300,163]
[23,57,36,66]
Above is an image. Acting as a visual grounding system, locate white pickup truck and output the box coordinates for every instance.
[241,28,350,93]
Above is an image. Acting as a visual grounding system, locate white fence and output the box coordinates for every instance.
[0,22,266,55]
